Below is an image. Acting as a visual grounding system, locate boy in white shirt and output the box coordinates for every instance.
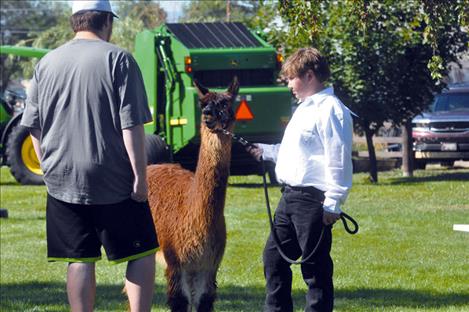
[247,48,353,312]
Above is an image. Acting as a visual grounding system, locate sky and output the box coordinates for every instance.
[156,0,186,22]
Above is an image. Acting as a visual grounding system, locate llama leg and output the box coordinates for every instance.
[181,269,195,308]
[166,267,190,312]
[194,271,217,312]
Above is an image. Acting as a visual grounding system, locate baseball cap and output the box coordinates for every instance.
[72,0,119,18]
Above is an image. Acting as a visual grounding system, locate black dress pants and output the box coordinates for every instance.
[263,186,333,312]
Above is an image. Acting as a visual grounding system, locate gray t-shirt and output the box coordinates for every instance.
[21,39,152,205]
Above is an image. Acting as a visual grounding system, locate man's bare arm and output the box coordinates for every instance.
[122,124,148,202]
[29,128,42,161]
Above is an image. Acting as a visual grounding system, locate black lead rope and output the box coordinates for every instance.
[260,157,325,264]
[218,128,359,264]
[339,211,359,235]
[260,157,359,264]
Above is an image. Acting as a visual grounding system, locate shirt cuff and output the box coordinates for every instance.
[258,143,276,162]
[323,197,342,214]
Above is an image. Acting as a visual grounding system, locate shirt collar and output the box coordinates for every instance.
[299,86,334,107]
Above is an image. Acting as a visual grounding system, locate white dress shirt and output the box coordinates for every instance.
[260,86,353,214]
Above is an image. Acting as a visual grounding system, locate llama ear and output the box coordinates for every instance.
[227,76,239,99]
[194,79,209,98]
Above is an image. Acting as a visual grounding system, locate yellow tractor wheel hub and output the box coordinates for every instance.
[21,136,42,175]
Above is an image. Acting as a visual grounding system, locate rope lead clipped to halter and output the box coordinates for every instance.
[217,127,360,265]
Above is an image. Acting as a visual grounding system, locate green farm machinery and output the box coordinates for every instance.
[1,22,291,184]
[0,46,49,184]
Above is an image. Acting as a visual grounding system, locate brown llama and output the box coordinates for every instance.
[147,77,239,312]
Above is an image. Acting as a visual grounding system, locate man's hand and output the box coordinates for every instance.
[323,211,340,226]
[131,176,148,202]
[29,128,43,161]
[245,143,263,162]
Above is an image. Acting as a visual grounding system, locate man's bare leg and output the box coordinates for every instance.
[125,254,156,312]
[67,262,96,312]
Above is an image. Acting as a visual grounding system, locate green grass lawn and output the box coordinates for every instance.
[1,166,468,311]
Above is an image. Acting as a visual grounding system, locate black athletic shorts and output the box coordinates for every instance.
[46,194,158,263]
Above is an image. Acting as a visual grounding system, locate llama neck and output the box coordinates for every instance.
[192,125,232,217]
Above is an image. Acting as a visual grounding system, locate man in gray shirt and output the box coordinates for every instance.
[21,1,158,311]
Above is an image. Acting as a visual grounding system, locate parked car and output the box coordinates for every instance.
[412,83,469,169]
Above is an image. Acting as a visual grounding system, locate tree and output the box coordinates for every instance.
[0,0,69,90]
[324,0,394,182]
[17,13,72,79]
[3,1,167,81]
[112,0,167,52]
[278,0,469,182]
[278,0,389,182]
[392,0,468,176]
[244,1,288,51]
[277,0,326,54]
[179,0,260,23]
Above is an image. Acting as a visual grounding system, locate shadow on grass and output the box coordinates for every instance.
[335,287,469,309]
[220,286,469,310]
[388,171,469,185]
[0,282,167,310]
[0,180,20,186]
[1,282,468,310]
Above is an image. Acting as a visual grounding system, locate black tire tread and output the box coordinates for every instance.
[145,134,170,165]
[5,125,44,185]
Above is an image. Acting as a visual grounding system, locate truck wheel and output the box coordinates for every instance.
[414,160,426,170]
[441,160,454,168]
[145,134,170,165]
[5,125,44,185]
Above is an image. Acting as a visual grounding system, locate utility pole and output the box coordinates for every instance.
[226,0,231,22]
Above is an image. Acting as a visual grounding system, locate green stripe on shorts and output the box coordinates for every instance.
[48,256,102,263]
[109,248,158,265]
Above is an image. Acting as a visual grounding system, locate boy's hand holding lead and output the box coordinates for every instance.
[245,144,263,162]
[323,211,340,226]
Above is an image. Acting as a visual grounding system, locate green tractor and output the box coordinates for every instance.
[1,46,48,185]
[133,22,291,178]
[1,22,291,185]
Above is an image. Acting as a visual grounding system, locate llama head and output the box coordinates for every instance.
[194,76,239,132]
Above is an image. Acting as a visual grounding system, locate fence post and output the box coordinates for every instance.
[401,121,414,177]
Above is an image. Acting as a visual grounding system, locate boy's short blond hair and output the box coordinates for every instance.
[281,48,331,83]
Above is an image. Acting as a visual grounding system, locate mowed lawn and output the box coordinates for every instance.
[1,166,468,311]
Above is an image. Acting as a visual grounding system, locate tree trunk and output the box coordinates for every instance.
[401,121,414,177]
[364,127,378,183]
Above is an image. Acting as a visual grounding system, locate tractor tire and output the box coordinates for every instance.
[5,125,44,185]
[145,134,170,165]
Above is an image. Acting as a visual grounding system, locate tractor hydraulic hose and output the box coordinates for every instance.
[155,39,176,159]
